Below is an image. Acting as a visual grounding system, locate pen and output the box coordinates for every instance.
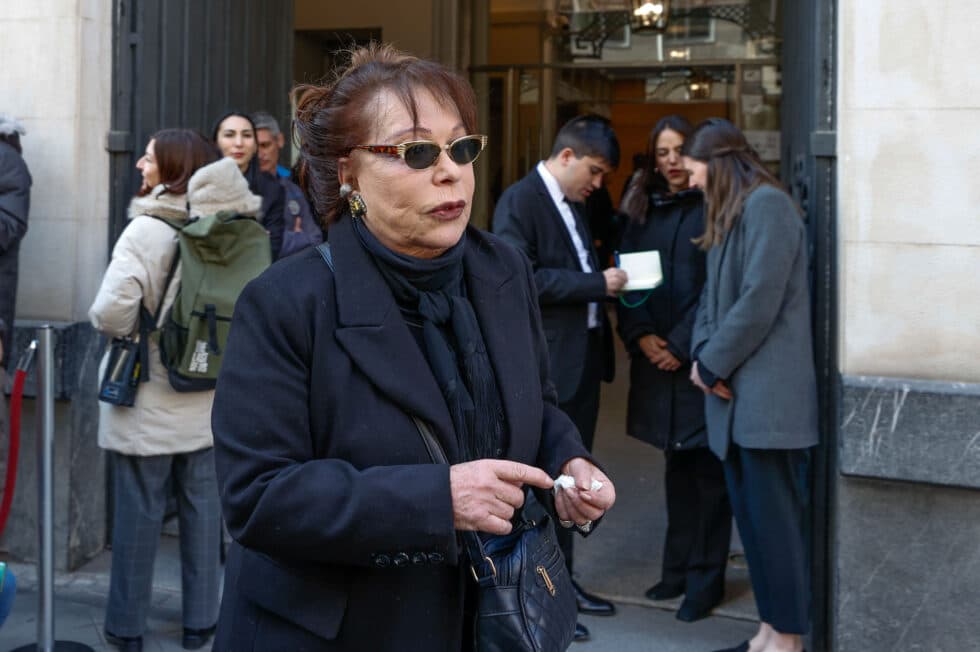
[613,250,620,268]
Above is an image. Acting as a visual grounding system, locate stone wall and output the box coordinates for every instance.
[838,1,980,383]
[0,0,111,570]
[835,2,980,649]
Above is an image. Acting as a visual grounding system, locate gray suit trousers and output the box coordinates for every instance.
[105,448,222,637]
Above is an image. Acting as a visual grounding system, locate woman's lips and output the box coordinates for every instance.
[231,152,245,159]
[430,200,466,220]
[667,169,684,177]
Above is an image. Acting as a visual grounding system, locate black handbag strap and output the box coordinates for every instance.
[410,416,498,587]
[314,242,499,586]
[316,241,333,271]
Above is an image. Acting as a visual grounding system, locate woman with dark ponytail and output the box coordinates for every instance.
[683,118,817,652]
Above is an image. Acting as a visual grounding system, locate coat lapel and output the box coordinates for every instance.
[329,218,460,462]
[529,172,581,264]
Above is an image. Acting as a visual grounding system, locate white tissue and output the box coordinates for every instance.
[553,475,603,492]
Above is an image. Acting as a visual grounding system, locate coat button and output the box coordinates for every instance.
[392,552,410,568]
[373,554,391,568]
[428,552,445,565]
[412,552,428,566]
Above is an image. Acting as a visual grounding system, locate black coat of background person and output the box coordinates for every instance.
[0,139,30,363]
[210,216,593,651]
[617,189,707,450]
[492,170,614,405]
[243,157,285,259]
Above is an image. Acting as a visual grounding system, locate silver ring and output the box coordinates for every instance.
[576,520,593,533]
[559,519,574,529]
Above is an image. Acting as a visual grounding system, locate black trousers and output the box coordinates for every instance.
[724,444,811,634]
[661,446,732,604]
[556,329,602,573]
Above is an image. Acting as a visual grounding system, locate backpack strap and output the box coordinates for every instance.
[137,216,182,382]
[315,241,333,272]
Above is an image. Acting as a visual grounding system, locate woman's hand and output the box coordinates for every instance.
[691,361,733,400]
[554,457,616,528]
[450,460,554,535]
[638,334,681,371]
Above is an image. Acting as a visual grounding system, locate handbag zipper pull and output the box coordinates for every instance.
[536,565,556,597]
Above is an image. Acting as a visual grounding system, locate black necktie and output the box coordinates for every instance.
[565,199,595,270]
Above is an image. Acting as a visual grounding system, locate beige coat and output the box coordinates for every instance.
[90,159,262,456]
[90,187,214,456]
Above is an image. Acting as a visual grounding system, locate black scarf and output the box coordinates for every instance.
[352,217,505,462]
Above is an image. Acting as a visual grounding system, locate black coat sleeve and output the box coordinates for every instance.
[492,187,607,306]
[515,250,592,476]
[212,272,457,568]
[259,175,285,260]
[0,145,30,253]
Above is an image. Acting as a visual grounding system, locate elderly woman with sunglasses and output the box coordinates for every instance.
[209,45,616,652]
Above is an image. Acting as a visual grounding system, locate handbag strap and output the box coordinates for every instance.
[314,242,499,586]
[410,416,498,587]
[316,241,333,271]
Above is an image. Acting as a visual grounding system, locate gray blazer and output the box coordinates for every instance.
[692,185,819,459]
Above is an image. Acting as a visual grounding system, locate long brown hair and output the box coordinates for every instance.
[138,128,218,197]
[682,118,784,249]
[621,114,693,223]
[292,43,478,226]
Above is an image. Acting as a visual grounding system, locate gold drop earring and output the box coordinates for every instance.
[339,183,367,219]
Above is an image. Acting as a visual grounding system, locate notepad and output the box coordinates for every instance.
[618,250,663,291]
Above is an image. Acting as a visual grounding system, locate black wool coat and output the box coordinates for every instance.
[491,169,615,403]
[0,141,30,363]
[211,216,591,652]
[244,158,285,259]
[616,190,707,450]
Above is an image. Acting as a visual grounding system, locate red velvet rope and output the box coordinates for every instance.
[0,368,27,539]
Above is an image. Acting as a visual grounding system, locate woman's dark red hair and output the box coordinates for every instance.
[292,43,478,226]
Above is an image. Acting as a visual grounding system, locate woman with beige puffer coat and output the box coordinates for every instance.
[89,130,261,652]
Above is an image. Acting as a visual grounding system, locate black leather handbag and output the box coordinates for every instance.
[412,416,577,652]
[98,249,178,407]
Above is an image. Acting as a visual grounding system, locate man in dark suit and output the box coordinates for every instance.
[492,115,627,641]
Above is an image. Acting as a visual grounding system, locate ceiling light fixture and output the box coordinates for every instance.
[631,0,670,32]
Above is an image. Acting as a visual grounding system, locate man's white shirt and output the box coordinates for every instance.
[535,161,599,329]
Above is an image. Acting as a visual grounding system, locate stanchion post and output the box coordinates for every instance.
[11,325,94,652]
[37,324,55,651]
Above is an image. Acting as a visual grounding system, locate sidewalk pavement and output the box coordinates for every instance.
[1,336,761,651]
[2,542,757,652]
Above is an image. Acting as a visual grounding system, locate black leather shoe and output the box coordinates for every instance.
[710,641,749,652]
[571,579,616,616]
[105,630,143,652]
[182,625,216,650]
[644,581,685,601]
[573,622,590,642]
[676,596,718,622]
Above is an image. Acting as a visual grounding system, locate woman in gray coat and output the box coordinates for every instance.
[683,118,818,652]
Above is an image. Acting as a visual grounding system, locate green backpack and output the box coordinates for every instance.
[155,211,271,391]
